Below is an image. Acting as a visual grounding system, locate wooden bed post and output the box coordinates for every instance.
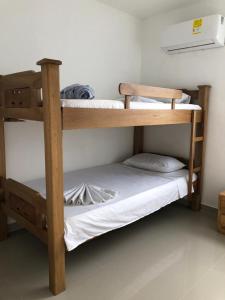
[188,85,210,211]
[0,75,8,241]
[37,59,65,295]
[0,113,7,241]
[133,126,144,155]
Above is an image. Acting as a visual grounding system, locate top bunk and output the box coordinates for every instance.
[0,58,210,130]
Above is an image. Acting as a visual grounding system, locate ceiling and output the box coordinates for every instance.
[98,0,196,19]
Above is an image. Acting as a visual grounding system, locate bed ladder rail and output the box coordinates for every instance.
[188,111,204,210]
[188,85,210,210]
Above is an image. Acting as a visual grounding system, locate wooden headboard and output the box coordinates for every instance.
[0,71,42,108]
[119,83,183,109]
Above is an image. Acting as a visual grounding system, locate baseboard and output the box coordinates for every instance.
[202,204,217,213]
[178,198,218,213]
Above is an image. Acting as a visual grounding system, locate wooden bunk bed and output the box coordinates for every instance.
[0,58,210,295]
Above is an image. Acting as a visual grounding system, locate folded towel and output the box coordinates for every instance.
[60,84,95,100]
[64,184,117,206]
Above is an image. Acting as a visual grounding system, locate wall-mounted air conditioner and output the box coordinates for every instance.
[161,14,225,54]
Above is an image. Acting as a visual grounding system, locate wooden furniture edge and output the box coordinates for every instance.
[0,106,203,127]
[0,69,42,119]
[188,85,211,210]
[2,204,47,243]
[119,83,183,99]
[37,58,62,66]
[63,108,202,130]
[62,84,204,130]
[5,179,46,212]
[133,127,144,155]
[3,178,47,243]
[0,66,205,130]
[218,191,225,234]
[40,59,65,295]
[0,71,42,90]
[0,111,7,241]
[0,107,43,121]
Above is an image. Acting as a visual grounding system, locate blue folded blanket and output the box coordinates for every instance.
[60,84,95,100]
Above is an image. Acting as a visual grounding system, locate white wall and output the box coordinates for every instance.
[0,0,141,181]
[141,0,225,208]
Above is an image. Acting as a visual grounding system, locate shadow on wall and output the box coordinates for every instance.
[5,121,134,182]
[144,124,191,159]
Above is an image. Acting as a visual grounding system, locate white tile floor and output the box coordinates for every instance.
[0,203,225,300]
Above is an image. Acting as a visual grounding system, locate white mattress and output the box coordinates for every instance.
[61,99,202,110]
[24,164,197,251]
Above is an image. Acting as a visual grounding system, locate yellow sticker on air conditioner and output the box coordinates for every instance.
[193,18,203,35]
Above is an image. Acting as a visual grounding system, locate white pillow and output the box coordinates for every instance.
[156,93,191,104]
[131,93,191,104]
[123,153,185,173]
[131,96,159,103]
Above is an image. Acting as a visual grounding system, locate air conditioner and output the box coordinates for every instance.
[161,14,225,54]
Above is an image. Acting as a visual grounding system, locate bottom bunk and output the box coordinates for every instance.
[3,160,197,251]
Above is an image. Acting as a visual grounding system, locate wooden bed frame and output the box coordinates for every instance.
[0,58,210,295]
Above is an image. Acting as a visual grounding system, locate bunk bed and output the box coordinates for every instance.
[0,59,210,295]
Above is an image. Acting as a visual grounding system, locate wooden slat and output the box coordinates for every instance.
[119,83,182,99]
[125,95,131,109]
[1,107,43,121]
[220,208,225,215]
[4,87,41,108]
[188,111,197,196]
[2,70,35,78]
[0,113,7,241]
[0,72,42,90]
[133,127,144,155]
[218,192,225,234]
[198,85,211,109]
[0,76,4,107]
[188,86,210,211]
[194,136,204,142]
[5,179,46,213]
[171,99,176,109]
[193,167,201,173]
[3,178,48,244]
[38,59,65,295]
[63,108,202,130]
[0,70,42,108]
[2,204,47,244]
[197,86,211,195]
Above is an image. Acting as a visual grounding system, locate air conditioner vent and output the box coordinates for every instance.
[168,42,216,53]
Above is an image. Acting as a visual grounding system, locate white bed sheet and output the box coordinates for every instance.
[61,99,202,110]
[24,164,196,251]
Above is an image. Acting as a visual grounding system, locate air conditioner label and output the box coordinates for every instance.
[193,18,203,35]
